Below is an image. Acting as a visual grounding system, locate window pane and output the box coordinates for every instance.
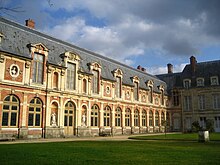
[12,106,18,110]
[3,105,9,110]
[29,107,34,111]
[10,112,17,126]
[5,96,10,101]
[36,99,41,104]
[69,116,73,126]
[36,107,41,112]
[35,114,41,126]
[12,96,18,102]
[28,114,34,126]
[2,112,9,126]
[64,116,68,126]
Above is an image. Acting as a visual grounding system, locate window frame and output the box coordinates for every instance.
[91,104,99,127]
[32,53,44,84]
[115,107,122,127]
[28,98,42,127]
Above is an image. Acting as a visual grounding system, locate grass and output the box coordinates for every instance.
[0,133,220,165]
[129,132,220,141]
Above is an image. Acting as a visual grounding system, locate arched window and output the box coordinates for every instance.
[142,110,147,127]
[53,72,58,89]
[149,110,153,126]
[64,101,75,127]
[155,111,159,126]
[91,104,99,126]
[28,98,42,127]
[115,107,122,127]
[104,106,111,126]
[2,95,19,127]
[134,110,139,126]
[82,79,87,93]
[125,108,131,127]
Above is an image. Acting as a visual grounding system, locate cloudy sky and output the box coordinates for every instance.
[1,0,220,74]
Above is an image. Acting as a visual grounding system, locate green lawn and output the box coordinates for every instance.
[129,132,220,141]
[0,134,220,165]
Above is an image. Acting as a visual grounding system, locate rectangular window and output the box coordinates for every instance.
[134,82,139,101]
[93,70,99,94]
[198,95,205,110]
[200,117,206,129]
[66,63,76,90]
[32,53,44,84]
[213,94,220,109]
[173,91,179,106]
[35,114,41,126]
[149,86,153,103]
[185,117,192,130]
[184,96,192,111]
[115,77,121,98]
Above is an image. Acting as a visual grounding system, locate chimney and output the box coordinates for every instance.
[141,67,146,72]
[167,63,173,74]
[25,19,35,29]
[190,56,197,73]
[137,65,142,70]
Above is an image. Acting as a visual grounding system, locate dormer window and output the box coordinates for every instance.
[211,76,218,85]
[66,62,76,90]
[183,79,191,89]
[146,80,154,103]
[197,78,204,87]
[113,69,123,98]
[32,53,44,84]
[132,76,139,101]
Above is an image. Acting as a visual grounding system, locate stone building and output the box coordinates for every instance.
[0,18,169,139]
[157,56,220,133]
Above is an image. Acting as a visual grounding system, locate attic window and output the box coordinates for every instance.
[197,78,204,87]
[211,76,218,85]
[183,79,191,89]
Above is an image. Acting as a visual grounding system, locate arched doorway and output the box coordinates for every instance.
[64,101,76,136]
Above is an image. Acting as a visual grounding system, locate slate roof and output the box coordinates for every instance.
[157,59,220,92]
[182,60,220,87]
[0,17,167,93]
[156,73,182,94]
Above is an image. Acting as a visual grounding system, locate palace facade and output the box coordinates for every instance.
[0,18,170,139]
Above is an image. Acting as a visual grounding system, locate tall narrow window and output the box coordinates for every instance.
[134,110,139,126]
[184,96,192,111]
[213,94,220,109]
[104,106,111,127]
[155,111,159,126]
[161,90,164,105]
[166,112,170,126]
[32,53,43,83]
[115,107,122,127]
[134,82,139,101]
[82,79,87,93]
[173,91,179,106]
[53,72,58,89]
[200,117,206,129]
[115,76,122,98]
[91,104,99,126]
[92,70,99,94]
[2,95,19,127]
[125,109,131,127]
[149,110,153,126]
[66,63,76,90]
[149,86,153,103]
[142,110,147,127]
[28,98,42,127]
[198,95,205,110]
